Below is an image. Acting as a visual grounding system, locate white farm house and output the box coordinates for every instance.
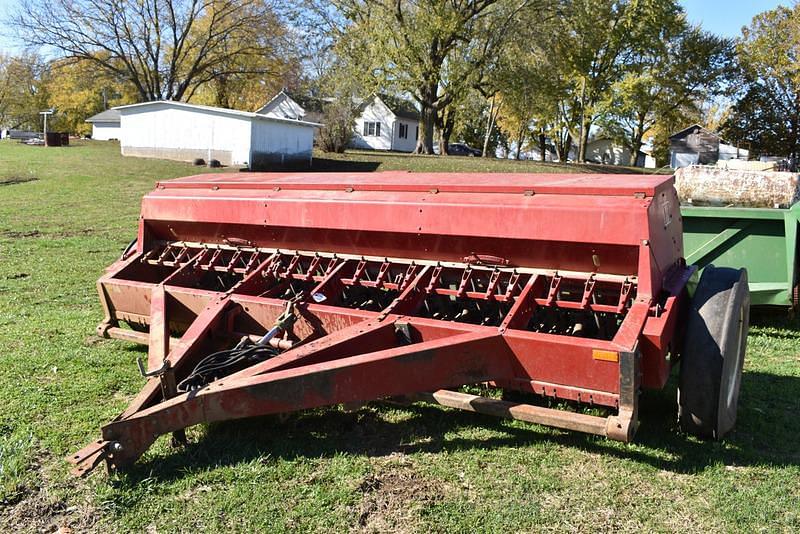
[351,94,419,152]
[115,101,320,169]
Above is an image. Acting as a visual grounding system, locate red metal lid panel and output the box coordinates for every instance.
[159,171,674,197]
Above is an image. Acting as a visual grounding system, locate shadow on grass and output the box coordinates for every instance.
[240,152,660,174]
[327,150,663,173]
[116,365,799,485]
[112,311,798,483]
[308,157,382,172]
[306,156,656,174]
[241,157,381,172]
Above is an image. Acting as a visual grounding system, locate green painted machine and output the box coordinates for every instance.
[681,201,800,309]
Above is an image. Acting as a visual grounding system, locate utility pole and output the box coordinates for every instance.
[40,109,54,145]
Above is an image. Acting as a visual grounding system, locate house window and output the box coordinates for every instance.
[363,121,381,137]
[399,123,408,139]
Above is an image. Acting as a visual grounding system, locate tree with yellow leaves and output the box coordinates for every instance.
[45,57,138,135]
[0,53,48,130]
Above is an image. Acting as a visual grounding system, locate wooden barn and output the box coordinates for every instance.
[669,124,720,168]
[669,124,750,169]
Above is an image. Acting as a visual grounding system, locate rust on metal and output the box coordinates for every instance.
[410,390,610,437]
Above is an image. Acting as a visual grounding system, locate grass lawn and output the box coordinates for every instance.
[0,139,797,532]
[311,149,671,174]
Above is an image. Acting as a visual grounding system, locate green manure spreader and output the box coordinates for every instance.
[677,166,800,309]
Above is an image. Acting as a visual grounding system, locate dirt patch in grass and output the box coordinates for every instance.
[2,487,100,534]
[1,230,42,239]
[82,335,109,347]
[1,459,100,533]
[0,228,96,239]
[54,228,97,238]
[0,175,38,186]
[354,459,445,533]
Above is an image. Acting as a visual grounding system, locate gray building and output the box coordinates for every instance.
[669,124,749,169]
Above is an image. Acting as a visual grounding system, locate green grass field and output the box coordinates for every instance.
[0,139,797,532]
[312,149,670,174]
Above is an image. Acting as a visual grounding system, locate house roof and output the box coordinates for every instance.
[669,123,719,140]
[365,94,419,121]
[113,100,322,127]
[85,109,121,123]
[255,90,305,118]
[255,90,291,114]
[256,89,330,124]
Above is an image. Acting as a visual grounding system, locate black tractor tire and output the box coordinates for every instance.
[678,265,750,439]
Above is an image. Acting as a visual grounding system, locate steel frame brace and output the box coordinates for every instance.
[70,243,662,476]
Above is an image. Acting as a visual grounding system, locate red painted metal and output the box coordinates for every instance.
[70,172,692,475]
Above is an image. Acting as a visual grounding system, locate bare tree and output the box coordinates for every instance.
[10,0,291,102]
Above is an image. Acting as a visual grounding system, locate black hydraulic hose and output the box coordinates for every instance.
[177,341,279,393]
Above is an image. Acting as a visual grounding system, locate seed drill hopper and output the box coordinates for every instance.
[70,172,750,475]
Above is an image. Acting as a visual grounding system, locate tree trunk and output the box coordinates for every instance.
[414,83,438,154]
[439,108,456,156]
[629,133,643,167]
[515,125,525,160]
[437,129,447,156]
[578,116,590,163]
[577,79,587,163]
[483,95,500,158]
[414,105,436,154]
[539,130,546,162]
[554,128,572,163]
[628,116,646,166]
[563,133,573,162]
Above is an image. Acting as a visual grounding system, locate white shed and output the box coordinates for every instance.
[585,138,656,168]
[718,142,749,161]
[255,90,306,120]
[115,101,320,169]
[85,109,121,140]
[351,94,419,152]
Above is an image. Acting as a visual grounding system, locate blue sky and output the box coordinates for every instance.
[0,0,793,54]
[681,0,790,37]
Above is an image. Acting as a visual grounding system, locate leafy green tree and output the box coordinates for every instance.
[450,90,503,155]
[486,0,691,163]
[308,0,541,154]
[45,57,138,135]
[721,4,800,159]
[599,26,733,165]
[553,0,685,162]
[183,2,302,109]
[313,61,365,153]
[0,53,48,130]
